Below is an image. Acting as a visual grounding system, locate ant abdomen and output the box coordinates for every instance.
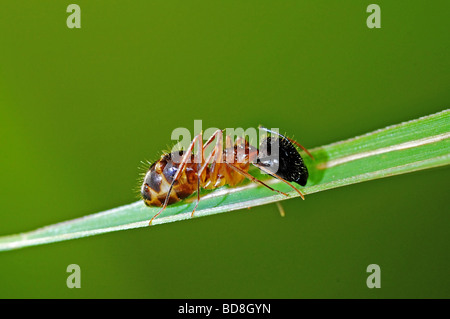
[141,152,198,207]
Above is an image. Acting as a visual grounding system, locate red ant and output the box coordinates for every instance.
[141,126,313,225]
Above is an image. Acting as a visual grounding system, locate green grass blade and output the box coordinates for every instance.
[0,109,449,251]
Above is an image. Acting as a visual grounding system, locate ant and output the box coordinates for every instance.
[141,126,314,225]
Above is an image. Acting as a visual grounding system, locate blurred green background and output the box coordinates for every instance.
[1,1,449,298]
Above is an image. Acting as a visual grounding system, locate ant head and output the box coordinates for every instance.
[257,136,309,186]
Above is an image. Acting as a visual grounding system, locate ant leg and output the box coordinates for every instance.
[252,163,305,200]
[200,129,224,187]
[191,132,204,217]
[285,136,314,160]
[225,163,289,196]
[223,134,238,168]
[225,135,233,149]
[191,129,224,218]
[276,202,286,217]
[198,130,222,174]
[148,133,202,225]
[258,125,314,160]
[203,128,225,150]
